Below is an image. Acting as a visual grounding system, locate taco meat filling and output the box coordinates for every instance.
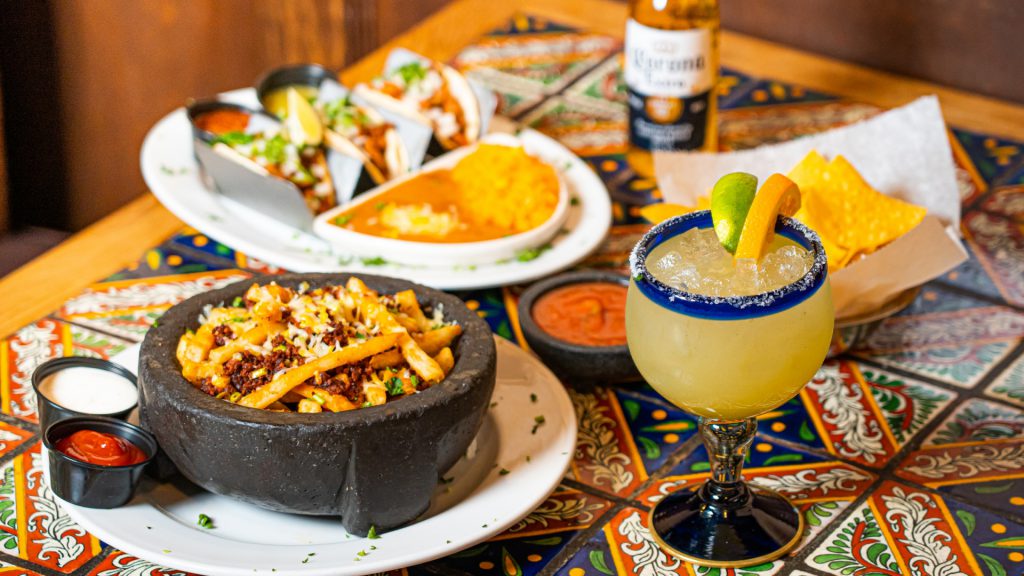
[323,98,394,180]
[372,61,468,147]
[211,131,337,215]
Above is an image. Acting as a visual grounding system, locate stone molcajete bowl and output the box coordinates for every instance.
[138,273,497,536]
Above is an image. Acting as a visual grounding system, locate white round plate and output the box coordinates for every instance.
[52,337,576,576]
[141,88,612,290]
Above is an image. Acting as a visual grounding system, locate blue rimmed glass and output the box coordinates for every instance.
[625,210,833,568]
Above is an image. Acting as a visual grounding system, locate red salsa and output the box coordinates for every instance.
[532,282,628,347]
[194,109,251,135]
[55,430,147,467]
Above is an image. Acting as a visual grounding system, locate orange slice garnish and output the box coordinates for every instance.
[734,174,802,260]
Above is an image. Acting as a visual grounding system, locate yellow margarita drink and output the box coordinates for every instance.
[629,173,833,569]
[627,225,833,420]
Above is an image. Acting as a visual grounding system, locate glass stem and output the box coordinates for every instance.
[698,417,757,506]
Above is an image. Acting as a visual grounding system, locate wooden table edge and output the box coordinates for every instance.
[1,0,1022,338]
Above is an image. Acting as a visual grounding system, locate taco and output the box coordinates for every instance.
[356,59,481,151]
[210,130,337,215]
[320,96,409,185]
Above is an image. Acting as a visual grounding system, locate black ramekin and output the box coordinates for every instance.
[32,357,139,433]
[255,63,337,116]
[44,416,157,509]
[518,270,641,388]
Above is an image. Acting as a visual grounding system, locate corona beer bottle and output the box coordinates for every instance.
[625,0,719,177]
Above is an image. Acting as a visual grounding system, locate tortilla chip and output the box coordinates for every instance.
[788,151,927,265]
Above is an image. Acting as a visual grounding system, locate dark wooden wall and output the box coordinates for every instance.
[720,0,1022,104]
[0,0,1019,233]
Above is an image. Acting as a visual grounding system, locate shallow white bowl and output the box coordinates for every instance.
[312,132,571,267]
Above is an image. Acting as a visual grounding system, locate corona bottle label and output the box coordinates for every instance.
[625,19,714,152]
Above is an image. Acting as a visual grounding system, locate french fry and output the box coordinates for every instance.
[346,277,376,297]
[369,349,403,369]
[395,290,432,331]
[238,333,399,409]
[291,384,356,412]
[180,325,215,363]
[398,334,444,382]
[368,326,461,369]
[416,325,462,355]
[352,293,444,382]
[297,399,322,413]
[394,315,421,333]
[365,372,388,406]
[181,360,222,382]
[208,321,283,364]
[434,346,455,374]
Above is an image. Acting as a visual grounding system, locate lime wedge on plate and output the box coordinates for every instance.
[284,87,323,147]
[710,172,758,254]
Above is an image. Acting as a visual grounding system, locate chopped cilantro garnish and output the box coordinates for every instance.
[386,377,404,396]
[515,244,552,262]
[333,214,353,226]
[357,550,367,557]
[410,374,420,387]
[152,319,159,328]
[570,197,580,206]
[210,131,254,146]
[395,61,428,85]
[530,393,537,403]
[531,414,546,434]
[262,134,288,164]
[362,401,373,408]
[367,525,380,539]
[232,296,244,307]
[361,256,387,266]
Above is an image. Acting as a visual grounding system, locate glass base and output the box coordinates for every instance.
[649,481,804,568]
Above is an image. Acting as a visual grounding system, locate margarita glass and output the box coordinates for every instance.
[626,210,832,567]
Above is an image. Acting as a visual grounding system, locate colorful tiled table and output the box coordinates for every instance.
[2,6,1024,576]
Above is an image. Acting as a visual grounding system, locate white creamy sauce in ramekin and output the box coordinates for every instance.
[36,367,138,414]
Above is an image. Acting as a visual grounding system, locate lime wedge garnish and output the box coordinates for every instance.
[284,87,323,147]
[710,172,758,254]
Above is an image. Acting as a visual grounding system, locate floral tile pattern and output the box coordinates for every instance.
[963,209,1024,307]
[86,551,194,576]
[0,11,1022,576]
[987,352,1024,408]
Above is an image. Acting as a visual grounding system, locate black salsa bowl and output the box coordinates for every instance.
[138,273,497,536]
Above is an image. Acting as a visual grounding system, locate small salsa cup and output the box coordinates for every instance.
[44,416,157,509]
[518,270,641,388]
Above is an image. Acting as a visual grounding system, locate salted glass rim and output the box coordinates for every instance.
[629,211,829,320]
